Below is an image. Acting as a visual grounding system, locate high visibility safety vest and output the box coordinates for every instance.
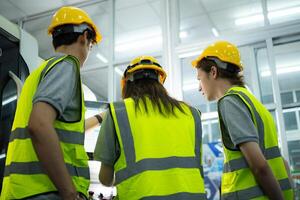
[110,98,207,200]
[218,86,294,200]
[1,55,89,199]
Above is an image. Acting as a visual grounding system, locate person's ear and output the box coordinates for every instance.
[210,66,218,79]
[78,31,89,45]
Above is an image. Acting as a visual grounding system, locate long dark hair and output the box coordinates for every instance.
[197,58,245,87]
[122,78,187,116]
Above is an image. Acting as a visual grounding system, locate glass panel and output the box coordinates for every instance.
[296,90,300,103]
[202,124,209,144]
[274,41,300,102]
[115,64,127,101]
[209,102,217,112]
[283,112,298,131]
[267,0,300,25]
[181,56,209,113]
[115,0,162,61]
[287,140,300,191]
[82,67,109,101]
[256,47,274,104]
[179,0,263,44]
[211,122,221,142]
[280,91,294,105]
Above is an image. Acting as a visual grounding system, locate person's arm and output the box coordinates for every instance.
[99,163,114,186]
[239,142,284,200]
[28,102,78,200]
[85,112,106,131]
[94,111,119,187]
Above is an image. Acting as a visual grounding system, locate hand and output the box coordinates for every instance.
[99,111,106,120]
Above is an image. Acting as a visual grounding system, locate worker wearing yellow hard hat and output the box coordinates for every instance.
[48,6,102,44]
[94,56,207,199]
[1,6,103,200]
[120,55,167,95]
[192,41,294,199]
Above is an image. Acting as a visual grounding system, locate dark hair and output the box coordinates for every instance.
[52,25,95,49]
[197,58,245,87]
[52,32,82,49]
[122,78,187,116]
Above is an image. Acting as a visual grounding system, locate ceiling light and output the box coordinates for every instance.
[235,6,300,26]
[268,7,300,19]
[212,28,219,37]
[235,14,264,26]
[115,67,123,76]
[260,66,300,77]
[96,53,108,63]
[180,31,188,38]
[0,154,5,159]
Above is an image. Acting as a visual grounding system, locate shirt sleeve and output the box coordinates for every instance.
[219,95,259,147]
[33,59,78,117]
[94,110,120,166]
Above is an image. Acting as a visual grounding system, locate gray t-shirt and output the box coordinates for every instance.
[94,111,120,166]
[218,95,259,150]
[33,56,81,122]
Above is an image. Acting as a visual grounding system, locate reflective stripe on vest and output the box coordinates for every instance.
[4,161,89,179]
[10,127,84,145]
[113,101,205,198]
[222,178,291,199]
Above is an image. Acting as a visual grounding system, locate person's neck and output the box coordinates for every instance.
[55,44,84,67]
[214,79,234,100]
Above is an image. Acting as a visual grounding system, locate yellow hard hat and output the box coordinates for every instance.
[121,56,167,90]
[47,6,102,43]
[191,41,243,71]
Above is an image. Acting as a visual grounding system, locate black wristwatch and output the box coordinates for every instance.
[94,114,103,124]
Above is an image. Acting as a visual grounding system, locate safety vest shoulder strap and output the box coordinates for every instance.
[38,55,80,84]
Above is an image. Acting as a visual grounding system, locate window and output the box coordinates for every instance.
[202,124,209,144]
[280,91,294,105]
[283,112,298,131]
[211,122,221,142]
[296,90,300,102]
[181,56,208,113]
[288,140,300,174]
[256,47,274,104]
